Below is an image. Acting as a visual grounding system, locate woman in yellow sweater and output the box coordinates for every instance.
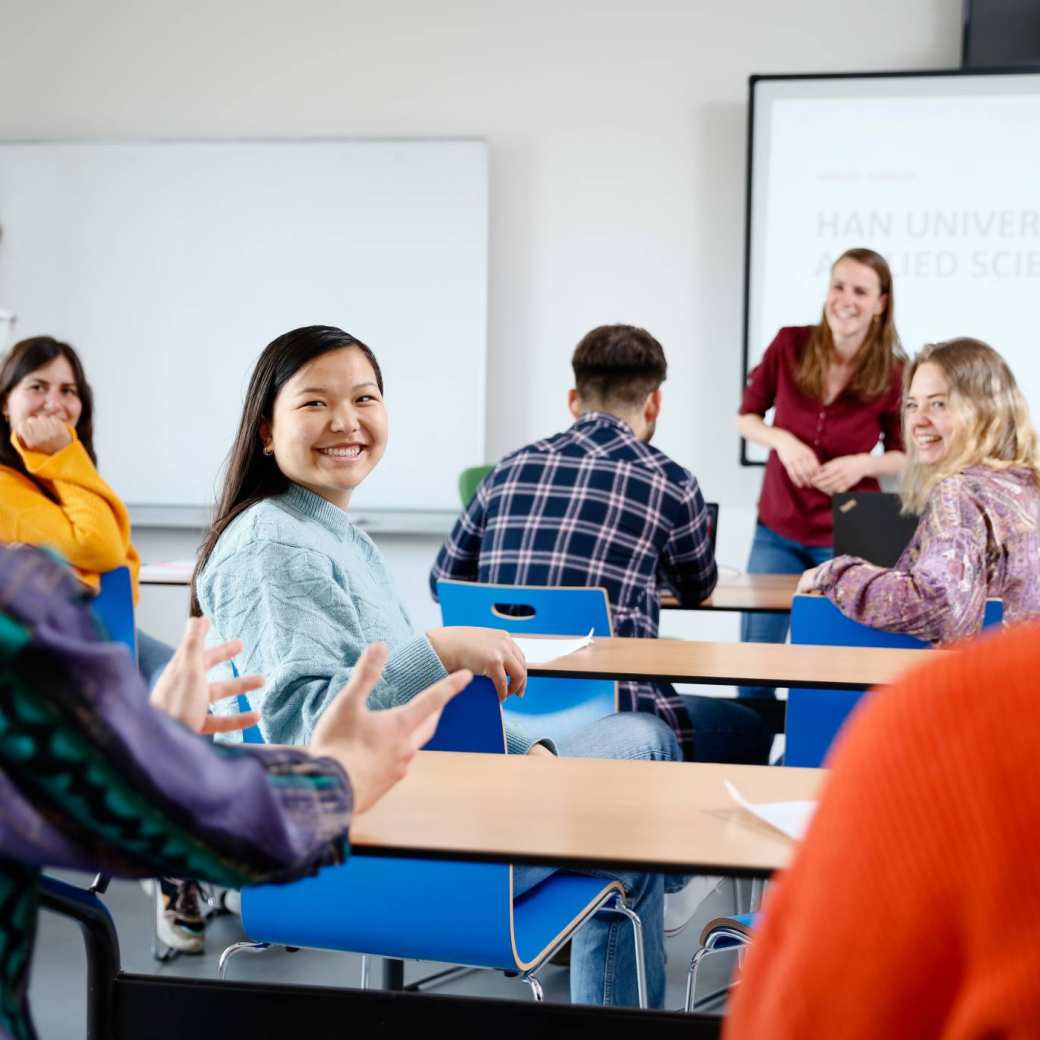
[0,335,173,686]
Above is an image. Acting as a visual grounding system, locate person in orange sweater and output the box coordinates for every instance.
[0,335,173,686]
[725,621,1040,1039]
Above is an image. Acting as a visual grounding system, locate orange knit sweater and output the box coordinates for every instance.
[0,429,140,599]
[726,622,1040,1039]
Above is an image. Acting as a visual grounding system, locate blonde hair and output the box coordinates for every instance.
[901,337,1040,513]
[795,247,906,403]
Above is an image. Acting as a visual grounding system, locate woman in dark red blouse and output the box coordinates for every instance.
[736,247,906,703]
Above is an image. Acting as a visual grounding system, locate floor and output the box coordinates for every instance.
[29,870,743,1037]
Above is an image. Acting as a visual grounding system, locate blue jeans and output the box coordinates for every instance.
[513,712,681,1008]
[137,629,175,690]
[739,522,832,700]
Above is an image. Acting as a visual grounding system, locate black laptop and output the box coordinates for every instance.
[832,492,919,567]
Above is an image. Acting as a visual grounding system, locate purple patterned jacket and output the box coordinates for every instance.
[812,465,1040,645]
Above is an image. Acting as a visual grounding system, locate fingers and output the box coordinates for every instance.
[505,640,527,697]
[178,616,209,658]
[200,711,261,735]
[208,673,265,704]
[333,642,390,715]
[395,669,472,743]
[202,637,245,671]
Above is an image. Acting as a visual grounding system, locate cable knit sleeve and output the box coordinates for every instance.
[812,476,989,644]
[199,538,447,745]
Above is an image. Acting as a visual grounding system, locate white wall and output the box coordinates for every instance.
[1,0,961,644]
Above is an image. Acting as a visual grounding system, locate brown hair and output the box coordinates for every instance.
[571,324,667,408]
[901,337,1040,513]
[0,337,97,494]
[794,248,905,403]
[191,325,382,615]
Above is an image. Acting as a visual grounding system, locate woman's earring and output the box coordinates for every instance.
[263,444,273,456]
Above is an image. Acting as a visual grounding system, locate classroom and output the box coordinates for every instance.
[2,1,1039,1037]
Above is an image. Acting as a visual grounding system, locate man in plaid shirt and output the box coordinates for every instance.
[431,324,770,765]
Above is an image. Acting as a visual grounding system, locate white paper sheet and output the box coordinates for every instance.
[512,630,594,665]
[724,780,817,842]
[138,560,195,583]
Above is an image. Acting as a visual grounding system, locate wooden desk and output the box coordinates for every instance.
[527,635,931,691]
[352,751,824,876]
[663,573,799,613]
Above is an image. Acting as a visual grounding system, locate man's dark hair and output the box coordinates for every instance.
[571,324,667,408]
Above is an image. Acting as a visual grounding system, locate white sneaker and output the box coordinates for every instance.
[156,879,206,954]
[664,875,724,938]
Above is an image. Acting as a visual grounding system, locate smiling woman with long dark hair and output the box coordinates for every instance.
[193,324,686,1010]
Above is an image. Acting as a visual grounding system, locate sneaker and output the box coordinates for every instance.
[664,875,724,938]
[157,879,206,954]
[220,888,242,916]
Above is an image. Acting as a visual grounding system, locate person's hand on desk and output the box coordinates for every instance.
[810,453,871,495]
[310,643,472,813]
[426,626,527,701]
[14,414,73,455]
[795,565,828,596]
[150,616,264,735]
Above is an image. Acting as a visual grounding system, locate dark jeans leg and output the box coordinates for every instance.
[680,695,773,765]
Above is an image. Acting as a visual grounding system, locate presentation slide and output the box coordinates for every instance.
[745,72,1040,463]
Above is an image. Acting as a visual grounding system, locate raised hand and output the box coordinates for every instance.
[149,616,264,735]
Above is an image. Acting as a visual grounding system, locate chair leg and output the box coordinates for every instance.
[607,896,648,1010]
[749,877,765,911]
[217,940,271,980]
[360,954,370,990]
[521,974,544,1001]
[684,943,714,1012]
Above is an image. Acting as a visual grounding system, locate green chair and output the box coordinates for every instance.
[458,464,494,506]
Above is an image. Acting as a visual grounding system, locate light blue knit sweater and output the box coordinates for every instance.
[198,483,536,754]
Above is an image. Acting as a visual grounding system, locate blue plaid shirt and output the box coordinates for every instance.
[430,412,717,759]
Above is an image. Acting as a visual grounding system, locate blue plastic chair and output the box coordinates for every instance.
[786,595,1004,768]
[436,579,616,743]
[218,676,648,1005]
[93,567,137,660]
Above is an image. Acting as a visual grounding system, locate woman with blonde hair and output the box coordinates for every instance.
[737,248,907,703]
[797,337,1040,642]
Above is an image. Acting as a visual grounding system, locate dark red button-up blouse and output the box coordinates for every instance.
[740,326,905,547]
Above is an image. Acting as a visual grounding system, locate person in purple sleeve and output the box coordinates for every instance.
[0,543,468,1040]
[796,338,1040,642]
[736,248,907,704]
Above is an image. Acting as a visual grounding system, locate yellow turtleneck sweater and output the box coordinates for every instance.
[0,429,140,599]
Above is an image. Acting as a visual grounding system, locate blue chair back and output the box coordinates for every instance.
[93,567,137,660]
[242,676,606,969]
[244,678,513,959]
[787,595,1003,766]
[436,580,616,741]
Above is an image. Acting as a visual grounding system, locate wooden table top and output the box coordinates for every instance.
[526,635,932,690]
[663,573,800,613]
[351,752,825,876]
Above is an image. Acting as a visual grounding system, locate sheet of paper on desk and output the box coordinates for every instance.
[724,780,817,842]
[139,560,195,581]
[512,630,594,665]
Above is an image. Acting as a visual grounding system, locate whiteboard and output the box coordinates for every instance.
[744,71,1040,462]
[0,140,487,518]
